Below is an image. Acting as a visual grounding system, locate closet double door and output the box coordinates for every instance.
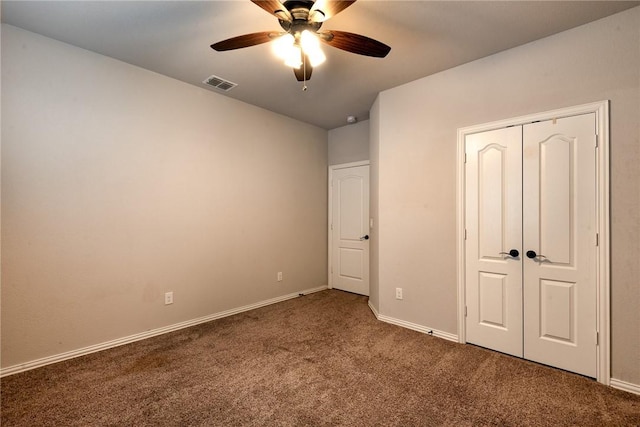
[464,114,597,378]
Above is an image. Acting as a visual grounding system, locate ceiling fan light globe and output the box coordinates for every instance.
[300,30,320,51]
[307,40,326,66]
[300,30,325,67]
[307,49,326,67]
[272,33,295,60]
[284,45,302,69]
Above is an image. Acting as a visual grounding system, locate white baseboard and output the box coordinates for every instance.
[610,378,640,395]
[0,285,328,378]
[367,300,379,318]
[367,302,458,343]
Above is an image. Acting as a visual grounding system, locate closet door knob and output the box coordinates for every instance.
[499,249,519,258]
[526,250,547,260]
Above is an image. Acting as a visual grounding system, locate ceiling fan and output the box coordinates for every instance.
[211,0,391,83]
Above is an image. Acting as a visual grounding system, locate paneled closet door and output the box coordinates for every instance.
[465,113,598,378]
[465,127,523,358]
[522,114,597,378]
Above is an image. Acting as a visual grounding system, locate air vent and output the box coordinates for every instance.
[203,75,237,91]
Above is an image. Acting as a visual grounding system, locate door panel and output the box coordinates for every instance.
[465,127,523,357]
[523,114,597,377]
[331,165,370,296]
[339,177,364,240]
[539,279,576,343]
[539,136,573,264]
[478,272,508,329]
[338,248,364,279]
[479,145,508,258]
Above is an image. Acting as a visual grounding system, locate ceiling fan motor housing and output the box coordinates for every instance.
[279,0,323,35]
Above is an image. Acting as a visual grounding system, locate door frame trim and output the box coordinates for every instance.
[456,101,610,385]
[328,161,370,290]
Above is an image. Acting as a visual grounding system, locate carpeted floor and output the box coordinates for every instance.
[1,289,639,426]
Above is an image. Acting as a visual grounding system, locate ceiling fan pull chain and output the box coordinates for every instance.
[302,55,308,91]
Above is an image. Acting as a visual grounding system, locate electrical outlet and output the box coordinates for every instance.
[395,288,403,300]
[164,292,174,305]
[277,272,283,282]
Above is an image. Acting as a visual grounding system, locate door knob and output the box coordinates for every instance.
[360,234,370,241]
[499,249,519,258]
[526,250,547,260]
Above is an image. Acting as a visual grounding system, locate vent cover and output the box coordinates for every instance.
[203,75,237,91]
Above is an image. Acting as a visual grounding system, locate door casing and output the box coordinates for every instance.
[456,101,610,385]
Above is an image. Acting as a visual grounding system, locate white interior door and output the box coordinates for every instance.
[522,114,597,377]
[330,165,370,296]
[465,127,524,357]
[464,113,597,378]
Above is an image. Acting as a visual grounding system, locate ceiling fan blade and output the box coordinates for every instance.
[320,30,391,58]
[293,55,313,82]
[251,0,292,22]
[211,32,277,51]
[309,0,356,22]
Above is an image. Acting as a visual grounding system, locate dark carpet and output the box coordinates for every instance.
[2,290,639,426]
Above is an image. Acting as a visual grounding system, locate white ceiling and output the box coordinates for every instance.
[2,1,638,129]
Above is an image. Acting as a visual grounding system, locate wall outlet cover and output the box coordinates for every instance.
[165,292,174,305]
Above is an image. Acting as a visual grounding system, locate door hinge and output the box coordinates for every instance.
[595,233,599,246]
[464,306,468,317]
[464,153,467,163]
[330,223,333,230]
[595,135,599,148]
[596,331,599,346]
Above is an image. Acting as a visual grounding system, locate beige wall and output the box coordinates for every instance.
[1,25,328,368]
[327,120,370,166]
[372,7,640,384]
